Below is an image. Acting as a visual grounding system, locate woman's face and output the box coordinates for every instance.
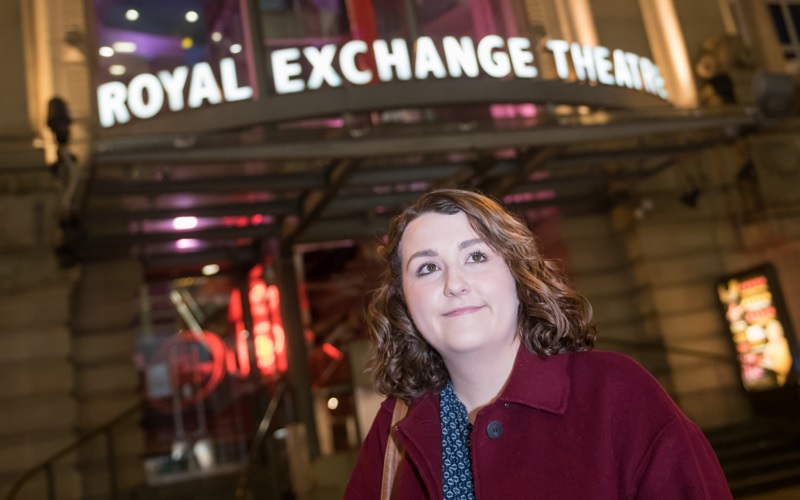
[399,211,520,361]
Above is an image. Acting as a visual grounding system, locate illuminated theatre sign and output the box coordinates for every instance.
[97,36,668,128]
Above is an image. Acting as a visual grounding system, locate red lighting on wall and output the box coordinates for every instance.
[322,342,343,361]
[228,264,288,378]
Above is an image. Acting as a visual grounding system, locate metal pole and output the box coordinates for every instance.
[402,0,419,40]
[238,268,265,436]
[238,270,260,389]
[44,464,55,500]
[106,431,118,500]
[274,241,319,458]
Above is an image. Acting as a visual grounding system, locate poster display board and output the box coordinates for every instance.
[717,264,798,392]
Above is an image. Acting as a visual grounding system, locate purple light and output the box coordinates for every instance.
[176,238,201,250]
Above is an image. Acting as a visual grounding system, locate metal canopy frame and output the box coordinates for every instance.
[75,105,758,277]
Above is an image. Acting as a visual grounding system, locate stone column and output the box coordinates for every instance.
[0,177,82,500]
[637,0,699,107]
[0,0,82,497]
[70,260,146,499]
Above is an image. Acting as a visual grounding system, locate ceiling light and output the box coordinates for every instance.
[230,43,242,54]
[98,46,114,57]
[211,32,222,42]
[125,9,139,21]
[202,264,220,276]
[112,41,137,53]
[185,11,199,23]
[173,216,198,230]
[181,37,194,49]
[176,238,200,250]
[109,65,126,76]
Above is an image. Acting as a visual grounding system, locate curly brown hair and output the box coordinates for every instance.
[365,189,596,402]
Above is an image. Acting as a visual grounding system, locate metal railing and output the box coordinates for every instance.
[600,336,739,366]
[4,401,142,500]
[235,379,288,499]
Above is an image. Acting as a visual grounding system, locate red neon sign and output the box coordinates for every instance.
[228,265,288,378]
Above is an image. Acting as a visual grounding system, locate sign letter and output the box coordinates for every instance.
[97,81,130,128]
[220,58,253,101]
[127,73,165,119]
[414,36,447,79]
[612,50,633,88]
[442,36,479,78]
[546,40,570,79]
[340,40,372,85]
[570,43,596,82]
[508,37,537,78]
[593,46,614,85]
[272,48,305,94]
[373,39,412,82]
[188,62,223,108]
[158,66,189,112]
[477,35,511,78]
[304,44,342,90]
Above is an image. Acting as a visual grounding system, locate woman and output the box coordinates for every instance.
[344,189,731,499]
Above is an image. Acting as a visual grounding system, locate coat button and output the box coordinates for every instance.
[486,421,503,439]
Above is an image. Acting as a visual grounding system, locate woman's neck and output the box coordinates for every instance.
[444,337,520,423]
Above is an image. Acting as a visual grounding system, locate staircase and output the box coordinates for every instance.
[705,417,800,498]
[127,451,357,500]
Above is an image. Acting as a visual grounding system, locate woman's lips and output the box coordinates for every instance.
[442,306,483,317]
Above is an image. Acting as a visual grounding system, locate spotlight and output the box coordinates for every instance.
[679,188,702,208]
[753,71,796,117]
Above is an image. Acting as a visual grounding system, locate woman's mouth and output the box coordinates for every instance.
[443,306,483,317]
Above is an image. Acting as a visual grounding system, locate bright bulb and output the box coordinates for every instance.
[185,11,199,23]
[230,44,242,54]
[109,65,126,76]
[173,216,198,230]
[327,397,339,410]
[98,46,114,57]
[176,238,200,250]
[202,264,220,276]
[211,32,222,42]
[125,9,139,21]
[112,41,137,53]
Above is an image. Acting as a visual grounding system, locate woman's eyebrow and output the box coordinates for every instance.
[458,238,483,250]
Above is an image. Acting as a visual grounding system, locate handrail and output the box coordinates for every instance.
[5,401,142,500]
[601,336,738,366]
[235,379,288,499]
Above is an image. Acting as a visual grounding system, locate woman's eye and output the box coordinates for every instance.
[466,251,488,263]
[415,262,439,276]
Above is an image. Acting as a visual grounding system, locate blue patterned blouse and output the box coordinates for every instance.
[440,381,475,500]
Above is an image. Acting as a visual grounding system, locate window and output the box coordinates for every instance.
[767,1,800,71]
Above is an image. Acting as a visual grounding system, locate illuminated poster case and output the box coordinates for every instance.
[717,264,798,392]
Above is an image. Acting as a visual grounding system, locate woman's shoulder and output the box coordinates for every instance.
[568,350,676,405]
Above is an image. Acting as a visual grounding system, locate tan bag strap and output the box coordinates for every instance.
[380,399,409,500]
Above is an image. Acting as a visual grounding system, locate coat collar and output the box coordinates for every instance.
[495,344,572,414]
[391,345,573,420]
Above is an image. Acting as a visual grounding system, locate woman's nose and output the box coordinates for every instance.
[443,268,470,296]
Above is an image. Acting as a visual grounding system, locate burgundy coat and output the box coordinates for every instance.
[344,348,732,499]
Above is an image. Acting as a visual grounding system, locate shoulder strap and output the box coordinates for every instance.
[380,399,409,500]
